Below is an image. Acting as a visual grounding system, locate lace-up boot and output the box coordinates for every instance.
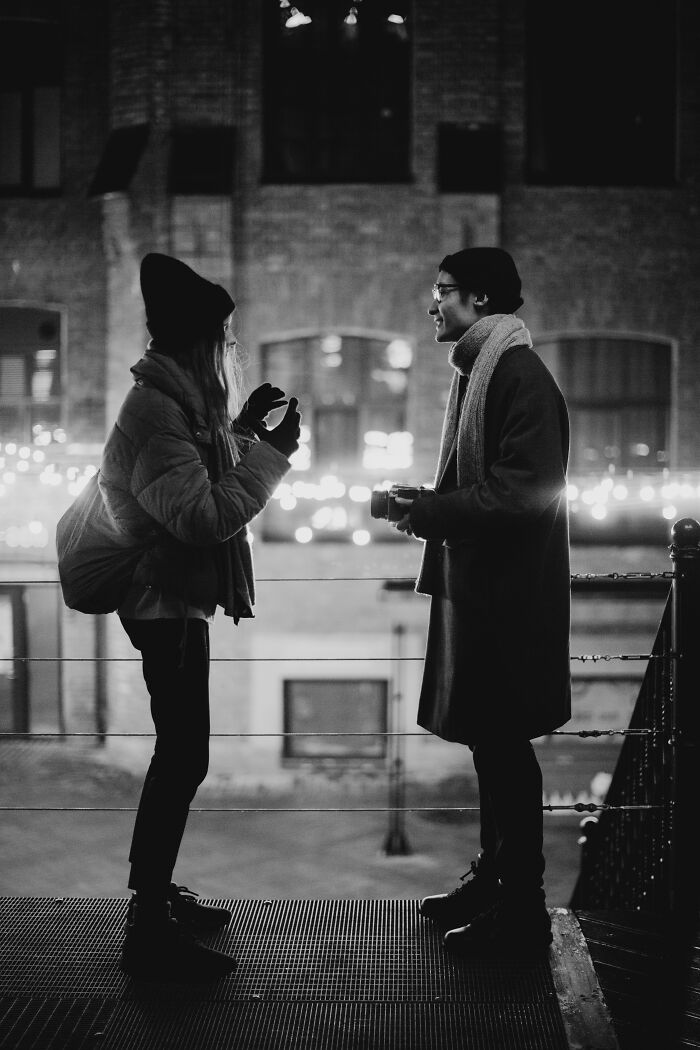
[419,857,501,930]
[443,892,553,958]
[167,884,232,932]
[121,901,237,981]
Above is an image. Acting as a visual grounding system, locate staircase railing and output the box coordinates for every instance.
[571,517,700,915]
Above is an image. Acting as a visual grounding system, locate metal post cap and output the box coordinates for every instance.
[670,518,700,549]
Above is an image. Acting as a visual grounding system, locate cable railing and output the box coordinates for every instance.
[2,528,698,890]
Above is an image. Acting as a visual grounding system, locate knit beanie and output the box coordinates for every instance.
[439,247,524,313]
[140,253,235,345]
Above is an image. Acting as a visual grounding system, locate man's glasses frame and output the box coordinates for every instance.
[431,283,463,302]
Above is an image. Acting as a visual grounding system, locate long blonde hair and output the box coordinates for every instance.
[161,319,247,459]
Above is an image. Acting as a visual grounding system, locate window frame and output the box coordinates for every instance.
[0,16,63,196]
[0,301,67,444]
[524,0,678,188]
[282,677,389,760]
[262,1,412,185]
[536,330,678,473]
[260,328,413,475]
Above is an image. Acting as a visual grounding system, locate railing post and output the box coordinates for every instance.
[668,517,700,915]
[383,623,411,856]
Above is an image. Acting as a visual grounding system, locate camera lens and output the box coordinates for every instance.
[370,490,390,520]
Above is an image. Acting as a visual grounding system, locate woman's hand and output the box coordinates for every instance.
[239,383,287,436]
[257,397,301,458]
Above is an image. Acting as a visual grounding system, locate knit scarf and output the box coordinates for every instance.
[435,314,533,486]
[213,429,255,623]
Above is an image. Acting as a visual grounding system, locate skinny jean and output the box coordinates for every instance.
[120,618,210,894]
[471,737,545,899]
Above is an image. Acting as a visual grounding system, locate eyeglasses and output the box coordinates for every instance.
[431,283,462,302]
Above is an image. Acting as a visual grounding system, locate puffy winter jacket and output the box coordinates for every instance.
[99,349,290,620]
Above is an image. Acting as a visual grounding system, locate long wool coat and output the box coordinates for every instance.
[409,344,571,743]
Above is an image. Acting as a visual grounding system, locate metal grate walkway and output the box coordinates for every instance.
[0,898,617,1049]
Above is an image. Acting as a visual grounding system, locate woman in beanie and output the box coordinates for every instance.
[395,248,570,957]
[99,253,301,981]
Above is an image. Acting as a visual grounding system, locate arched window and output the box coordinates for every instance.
[537,335,672,474]
[0,306,63,443]
[262,331,412,474]
[259,331,412,541]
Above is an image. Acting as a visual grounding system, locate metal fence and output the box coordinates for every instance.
[2,521,699,908]
[571,518,700,914]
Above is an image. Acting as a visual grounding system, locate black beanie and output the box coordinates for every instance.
[439,247,524,312]
[140,253,235,343]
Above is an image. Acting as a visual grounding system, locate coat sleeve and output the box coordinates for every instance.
[410,364,568,540]
[130,395,290,546]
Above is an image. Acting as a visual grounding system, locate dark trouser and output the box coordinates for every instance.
[471,737,545,900]
[121,618,210,895]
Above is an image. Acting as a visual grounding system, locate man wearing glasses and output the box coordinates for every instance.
[395,247,571,957]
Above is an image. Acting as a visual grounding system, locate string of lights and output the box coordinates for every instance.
[1,419,697,550]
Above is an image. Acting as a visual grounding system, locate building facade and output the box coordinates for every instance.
[0,0,697,788]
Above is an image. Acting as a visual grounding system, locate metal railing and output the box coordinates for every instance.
[1,525,698,899]
[571,517,700,914]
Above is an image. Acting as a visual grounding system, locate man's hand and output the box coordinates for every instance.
[239,383,287,437]
[393,495,414,535]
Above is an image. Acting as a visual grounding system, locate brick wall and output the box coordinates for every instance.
[1,0,699,780]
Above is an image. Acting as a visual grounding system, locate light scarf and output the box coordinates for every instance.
[434,314,532,486]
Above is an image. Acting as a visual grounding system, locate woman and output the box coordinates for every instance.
[99,253,300,981]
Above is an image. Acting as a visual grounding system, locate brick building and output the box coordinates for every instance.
[0,0,698,787]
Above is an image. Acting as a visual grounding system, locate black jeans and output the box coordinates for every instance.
[121,618,210,895]
[471,737,545,899]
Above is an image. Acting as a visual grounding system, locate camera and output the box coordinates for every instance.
[370,484,432,523]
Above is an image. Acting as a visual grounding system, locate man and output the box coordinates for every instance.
[396,247,571,956]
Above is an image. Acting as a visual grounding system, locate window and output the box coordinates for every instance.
[0,307,62,443]
[262,333,412,474]
[0,588,28,733]
[0,16,62,194]
[90,125,149,196]
[526,0,676,186]
[537,336,672,474]
[283,679,388,758]
[263,1,411,183]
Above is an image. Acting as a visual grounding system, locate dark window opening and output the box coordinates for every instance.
[283,679,388,758]
[0,17,62,194]
[0,307,62,443]
[437,123,502,193]
[263,0,411,183]
[168,126,235,195]
[526,0,677,186]
[90,124,150,196]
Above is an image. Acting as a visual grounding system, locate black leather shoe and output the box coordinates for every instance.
[419,859,501,930]
[167,884,232,932]
[121,903,237,982]
[444,897,553,958]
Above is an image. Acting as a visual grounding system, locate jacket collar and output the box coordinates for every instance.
[131,347,210,434]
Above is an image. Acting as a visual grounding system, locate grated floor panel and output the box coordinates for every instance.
[0,897,577,1049]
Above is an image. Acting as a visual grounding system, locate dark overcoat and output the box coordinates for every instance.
[409,344,571,743]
